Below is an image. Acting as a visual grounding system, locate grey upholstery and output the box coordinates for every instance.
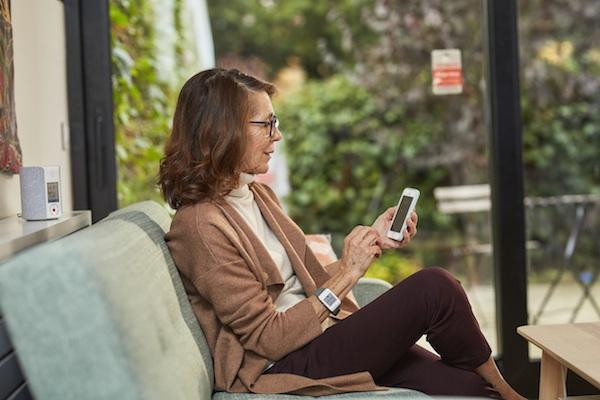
[0,202,211,400]
[0,201,433,400]
[213,388,430,399]
[353,277,393,307]
[105,201,215,388]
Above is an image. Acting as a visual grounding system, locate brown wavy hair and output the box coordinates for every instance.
[158,69,275,209]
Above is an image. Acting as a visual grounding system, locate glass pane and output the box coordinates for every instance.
[208,0,497,354]
[518,1,600,359]
[110,0,210,208]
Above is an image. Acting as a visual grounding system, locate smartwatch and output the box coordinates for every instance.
[315,288,341,316]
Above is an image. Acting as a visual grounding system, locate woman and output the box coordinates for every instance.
[160,68,526,399]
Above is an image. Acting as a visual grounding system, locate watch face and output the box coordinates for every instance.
[323,292,337,306]
[318,288,341,314]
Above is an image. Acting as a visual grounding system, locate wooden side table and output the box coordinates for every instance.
[518,323,600,400]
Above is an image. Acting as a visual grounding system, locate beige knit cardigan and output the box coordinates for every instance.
[165,182,385,395]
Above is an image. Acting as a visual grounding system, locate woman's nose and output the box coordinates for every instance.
[271,127,282,142]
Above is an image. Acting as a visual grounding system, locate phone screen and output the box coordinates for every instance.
[391,196,413,232]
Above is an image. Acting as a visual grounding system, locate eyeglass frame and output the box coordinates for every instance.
[248,115,279,138]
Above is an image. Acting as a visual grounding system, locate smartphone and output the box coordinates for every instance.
[387,188,420,241]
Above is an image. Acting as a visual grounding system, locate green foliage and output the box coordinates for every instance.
[522,101,600,196]
[277,75,450,247]
[365,253,421,284]
[109,0,600,286]
[111,0,197,208]
[207,0,378,78]
[211,0,600,285]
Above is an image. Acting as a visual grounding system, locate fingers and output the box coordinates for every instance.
[341,226,384,277]
[364,243,382,257]
[401,227,411,244]
[374,210,418,250]
[347,225,379,243]
[379,236,403,249]
[362,230,379,245]
[348,225,371,238]
[344,226,382,259]
[371,245,382,258]
[406,218,417,237]
[358,227,383,251]
[377,207,395,225]
[345,226,364,245]
[385,207,396,219]
[411,211,418,224]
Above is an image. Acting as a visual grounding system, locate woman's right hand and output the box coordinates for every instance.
[340,226,382,280]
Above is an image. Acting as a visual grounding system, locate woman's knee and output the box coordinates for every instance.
[406,267,468,305]
[412,267,461,290]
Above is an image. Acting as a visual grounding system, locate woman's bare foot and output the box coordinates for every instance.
[493,380,527,400]
[475,357,527,400]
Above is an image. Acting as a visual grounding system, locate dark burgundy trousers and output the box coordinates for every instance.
[265,267,500,398]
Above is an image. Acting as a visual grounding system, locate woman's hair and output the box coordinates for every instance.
[158,68,276,209]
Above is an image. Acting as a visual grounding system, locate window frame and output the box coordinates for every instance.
[64,0,117,223]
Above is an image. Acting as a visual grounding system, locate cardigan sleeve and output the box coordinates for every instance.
[178,215,324,361]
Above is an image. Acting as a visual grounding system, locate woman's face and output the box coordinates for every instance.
[240,90,282,175]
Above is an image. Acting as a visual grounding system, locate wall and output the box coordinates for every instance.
[0,0,72,219]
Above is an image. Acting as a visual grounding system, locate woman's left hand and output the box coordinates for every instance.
[371,208,418,250]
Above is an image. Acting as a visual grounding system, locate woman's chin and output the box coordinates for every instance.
[247,165,269,175]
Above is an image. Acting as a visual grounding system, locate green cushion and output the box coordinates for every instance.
[0,204,211,400]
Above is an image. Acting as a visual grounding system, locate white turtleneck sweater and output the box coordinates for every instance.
[225,173,307,312]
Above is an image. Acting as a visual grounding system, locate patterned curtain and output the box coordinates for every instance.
[0,0,22,175]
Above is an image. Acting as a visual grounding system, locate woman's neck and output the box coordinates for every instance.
[226,172,256,198]
[239,172,256,186]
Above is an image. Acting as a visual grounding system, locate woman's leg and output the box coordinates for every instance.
[475,357,527,400]
[376,344,499,398]
[265,267,501,397]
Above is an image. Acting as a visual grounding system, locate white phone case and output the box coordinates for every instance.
[387,188,420,241]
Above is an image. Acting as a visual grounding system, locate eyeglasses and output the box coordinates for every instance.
[249,115,279,138]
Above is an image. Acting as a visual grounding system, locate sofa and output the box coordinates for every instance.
[0,201,431,400]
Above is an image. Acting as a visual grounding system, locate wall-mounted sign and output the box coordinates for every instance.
[432,49,463,95]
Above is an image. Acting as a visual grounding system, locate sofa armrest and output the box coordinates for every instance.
[353,277,393,307]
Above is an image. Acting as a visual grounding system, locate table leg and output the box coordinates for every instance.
[539,351,566,400]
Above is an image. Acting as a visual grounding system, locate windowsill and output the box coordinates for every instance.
[0,211,92,263]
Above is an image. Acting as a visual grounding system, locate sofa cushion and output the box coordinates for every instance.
[305,234,338,265]
[352,278,393,308]
[0,205,211,400]
[0,236,140,400]
[213,387,429,399]
[106,200,172,232]
[106,201,214,386]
